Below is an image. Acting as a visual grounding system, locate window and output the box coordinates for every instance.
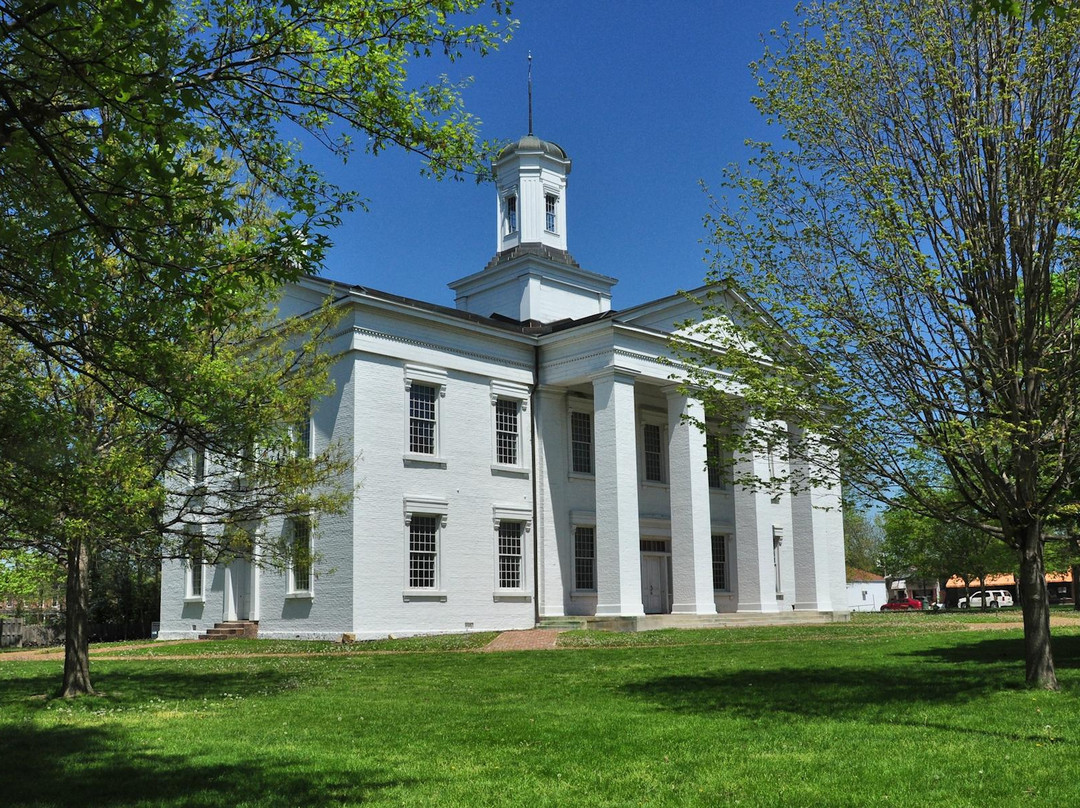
[404,366,447,461]
[288,516,312,595]
[495,398,519,465]
[711,534,729,591]
[773,527,783,596]
[184,533,205,601]
[497,521,524,589]
[402,497,448,599]
[643,422,665,483]
[706,435,727,490]
[409,384,437,455]
[409,515,439,589]
[545,193,557,232]
[506,194,518,233]
[574,525,596,591]
[292,414,312,459]
[570,410,593,474]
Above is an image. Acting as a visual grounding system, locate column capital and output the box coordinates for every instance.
[589,365,640,386]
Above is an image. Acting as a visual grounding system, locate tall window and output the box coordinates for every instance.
[570,410,593,474]
[409,383,437,454]
[288,517,312,594]
[184,533,204,600]
[293,414,312,459]
[497,521,524,589]
[545,193,557,232]
[495,398,519,465]
[773,527,783,595]
[643,423,665,482]
[506,194,518,233]
[574,526,596,591]
[409,515,439,589]
[706,435,727,490]
[711,534,728,591]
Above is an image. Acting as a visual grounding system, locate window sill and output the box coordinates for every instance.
[490,464,529,478]
[714,590,734,598]
[568,471,595,481]
[285,592,313,601]
[402,590,448,603]
[493,593,532,603]
[403,454,447,468]
[183,596,205,604]
[641,480,669,490]
[570,590,597,600]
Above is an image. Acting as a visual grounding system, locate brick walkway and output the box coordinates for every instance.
[482,629,562,652]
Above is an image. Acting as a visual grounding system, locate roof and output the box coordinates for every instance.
[945,571,1074,588]
[847,567,885,583]
[496,134,569,162]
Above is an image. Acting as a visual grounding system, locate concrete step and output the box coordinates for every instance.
[198,620,259,640]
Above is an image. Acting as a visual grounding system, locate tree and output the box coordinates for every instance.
[678,0,1080,688]
[843,506,883,573]
[881,495,1015,604]
[0,0,513,696]
[0,548,63,615]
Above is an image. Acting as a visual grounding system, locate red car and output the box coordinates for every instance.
[880,596,923,611]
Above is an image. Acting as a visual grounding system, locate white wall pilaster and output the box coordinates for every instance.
[733,421,782,613]
[665,389,716,614]
[592,367,644,616]
[534,385,567,617]
[789,427,846,611]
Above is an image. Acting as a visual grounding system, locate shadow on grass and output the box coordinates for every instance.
[619,633,1077,738]
[0,666,422,806]
[0,723,416,808]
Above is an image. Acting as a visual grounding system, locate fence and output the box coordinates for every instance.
[0,617,154,647]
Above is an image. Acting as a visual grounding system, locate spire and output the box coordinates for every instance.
[527,51,533,136]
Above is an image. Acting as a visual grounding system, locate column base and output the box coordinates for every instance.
[671,602,717,615]
[736,601,783,614]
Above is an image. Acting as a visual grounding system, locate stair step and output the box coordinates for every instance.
[198,620,259,640]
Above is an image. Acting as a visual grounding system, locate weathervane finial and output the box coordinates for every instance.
[527,51,533,136]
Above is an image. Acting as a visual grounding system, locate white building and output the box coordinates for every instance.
[158,134,848,640]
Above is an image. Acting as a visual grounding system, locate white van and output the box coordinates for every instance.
[957,589,1014,608]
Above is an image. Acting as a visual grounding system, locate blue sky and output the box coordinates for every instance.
[312,2,798,310]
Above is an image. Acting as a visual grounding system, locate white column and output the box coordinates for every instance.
[733,420,782,613]
[665,389,716,614]
[535,386,567,618]
[592,367,644,616]
[789,427,846,612]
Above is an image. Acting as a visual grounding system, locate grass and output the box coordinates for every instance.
[1,615,1079,806]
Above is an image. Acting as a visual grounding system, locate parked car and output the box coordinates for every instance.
[957,589,1014,609]
[880,596,923,611]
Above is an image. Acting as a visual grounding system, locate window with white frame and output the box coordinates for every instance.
[409,515,439,589]
[494,399,519,465]
[545,193,557,232]
[404,366,447,460]
[706,435,728,490]
[287,516,312,595]
[711,534,730,591]
[490,382,528,470]
[506,194,518,234]
[574,525,596,592]
[292,413,312,459]
[570,409,593,475]
[773,526,783,596]
[642,421,666,483]
[184,533,205,601]
[497,521,524,589]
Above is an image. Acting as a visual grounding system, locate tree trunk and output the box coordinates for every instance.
[1017,525,1058,690]
[60,533,94,698]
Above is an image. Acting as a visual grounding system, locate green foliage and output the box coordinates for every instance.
[0,549,63,612]
[0,0,512,695]
[676,0,1080,687]
[843,506,883,572]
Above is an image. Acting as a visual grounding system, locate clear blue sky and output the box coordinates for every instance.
[313,2,797,310]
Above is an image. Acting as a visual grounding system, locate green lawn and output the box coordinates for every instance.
[1,615,1078,807]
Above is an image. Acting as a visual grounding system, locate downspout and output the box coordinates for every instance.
[531,342,541,627]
